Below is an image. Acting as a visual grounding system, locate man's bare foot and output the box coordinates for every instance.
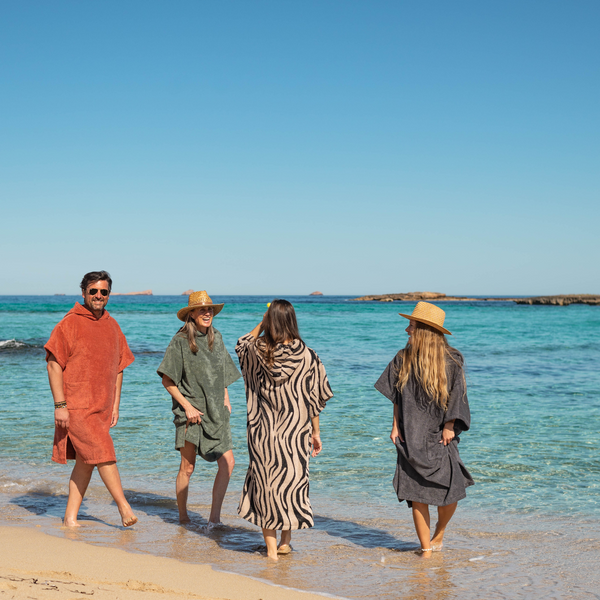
[117,502,138,527]
[266,551,279,561]
[179,515,191,524]
[122,516,138,527]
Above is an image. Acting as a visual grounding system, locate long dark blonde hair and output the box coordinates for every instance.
[179,312,215,353]
[396,322,462,410]
[256,299,302,366]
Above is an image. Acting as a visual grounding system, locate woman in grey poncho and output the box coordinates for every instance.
[375,302,473,556]
[158,291,241,527]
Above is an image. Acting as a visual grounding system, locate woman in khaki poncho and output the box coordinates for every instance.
[158,291,241,528]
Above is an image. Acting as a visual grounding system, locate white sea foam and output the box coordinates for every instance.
[0,339,26,349]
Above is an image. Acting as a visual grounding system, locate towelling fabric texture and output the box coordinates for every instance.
[156,329,241,462]
[44,303,135,465]
[375,350,474,507]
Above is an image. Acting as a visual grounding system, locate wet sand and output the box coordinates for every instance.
[1,480,599,600]
[0,525,339,600]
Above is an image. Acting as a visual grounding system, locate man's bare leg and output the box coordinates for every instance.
[176,442,197,523]
[97,461,137,526]
[431,502,457,550]
[64,455,94,526]
[208,450,234,524]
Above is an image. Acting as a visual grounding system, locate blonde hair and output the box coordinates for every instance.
[396,322,462,410]
[179,313,214,353]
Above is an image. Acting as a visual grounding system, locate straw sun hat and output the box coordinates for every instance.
[398,301,452,335]
[177,290,224,321]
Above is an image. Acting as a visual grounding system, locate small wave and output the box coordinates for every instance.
[0,338,45,354]
[0,339,26,349]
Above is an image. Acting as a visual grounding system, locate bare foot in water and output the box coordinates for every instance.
[179,515,191,524]
[62,518,82,527]
[119,504,138,527]
[430,524,445,551]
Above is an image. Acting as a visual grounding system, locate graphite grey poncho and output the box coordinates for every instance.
[375,350,474,507]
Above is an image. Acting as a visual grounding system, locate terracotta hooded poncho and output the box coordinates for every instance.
[45,303,135,465]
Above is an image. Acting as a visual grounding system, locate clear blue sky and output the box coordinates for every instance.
[1,1,598,295]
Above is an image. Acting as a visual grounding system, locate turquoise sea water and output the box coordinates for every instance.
[1,295,599,599]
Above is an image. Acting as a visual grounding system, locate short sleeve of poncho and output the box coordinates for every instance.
[307,348,334,418]
[374,351,402,403]
[157,337,184,386]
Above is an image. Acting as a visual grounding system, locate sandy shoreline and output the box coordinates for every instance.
[0,525,341,600]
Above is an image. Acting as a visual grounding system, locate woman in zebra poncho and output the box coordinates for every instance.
[236,299,333,560]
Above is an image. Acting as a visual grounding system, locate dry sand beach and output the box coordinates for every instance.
[0,525,338,600]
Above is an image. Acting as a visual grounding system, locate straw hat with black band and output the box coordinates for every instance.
[398,301,452,335]
[177,291,224,321]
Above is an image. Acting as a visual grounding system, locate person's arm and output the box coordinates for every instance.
[47,354,69,429]
[390,402,404,443]
[111,371,123,427]
[224,387,231,414]
[161,374,203,425]
[311,415,322,457]
[247,320,263,339]
[441,419,455,445]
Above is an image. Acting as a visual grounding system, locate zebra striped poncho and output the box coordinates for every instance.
[236,333,333,530]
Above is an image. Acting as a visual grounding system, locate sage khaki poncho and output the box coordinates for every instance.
[157,329,241,462]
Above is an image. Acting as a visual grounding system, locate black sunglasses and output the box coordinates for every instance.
[88,288,109,297]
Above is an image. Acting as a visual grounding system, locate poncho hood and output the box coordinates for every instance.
[66,302,111,321]
[255,338,307,382]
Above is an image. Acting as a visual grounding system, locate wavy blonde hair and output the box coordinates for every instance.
[396,322,462,410]
[179,312,214,353]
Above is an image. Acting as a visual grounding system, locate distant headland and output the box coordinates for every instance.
[351,292,600,306]
[111,290,153,296]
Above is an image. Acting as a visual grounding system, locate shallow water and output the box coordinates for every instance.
[1,295,599,598]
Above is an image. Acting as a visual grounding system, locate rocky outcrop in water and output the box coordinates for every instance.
[181,289,194,296]
[514,295,600,306]
[352,292,458,301]
[351,292,599,305]
[310,291,324,296]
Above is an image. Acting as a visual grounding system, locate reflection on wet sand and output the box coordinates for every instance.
[2,485,599,600]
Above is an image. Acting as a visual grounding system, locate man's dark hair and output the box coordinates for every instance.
[80,271,113,293]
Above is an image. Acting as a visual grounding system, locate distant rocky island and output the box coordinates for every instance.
[310,291,323,296]
[111,290,153,296]
[181,289,193,296]
[351,292,600,306]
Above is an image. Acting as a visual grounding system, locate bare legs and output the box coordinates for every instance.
[209,450,235,524]
[262,528,293,561]
[64,455,94,526]
[176,442,197,522]
[431,502,457,549]
[411,501,457,557]
[176,442,234,524]
[63,455,136,527]
[97,462,137,526]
